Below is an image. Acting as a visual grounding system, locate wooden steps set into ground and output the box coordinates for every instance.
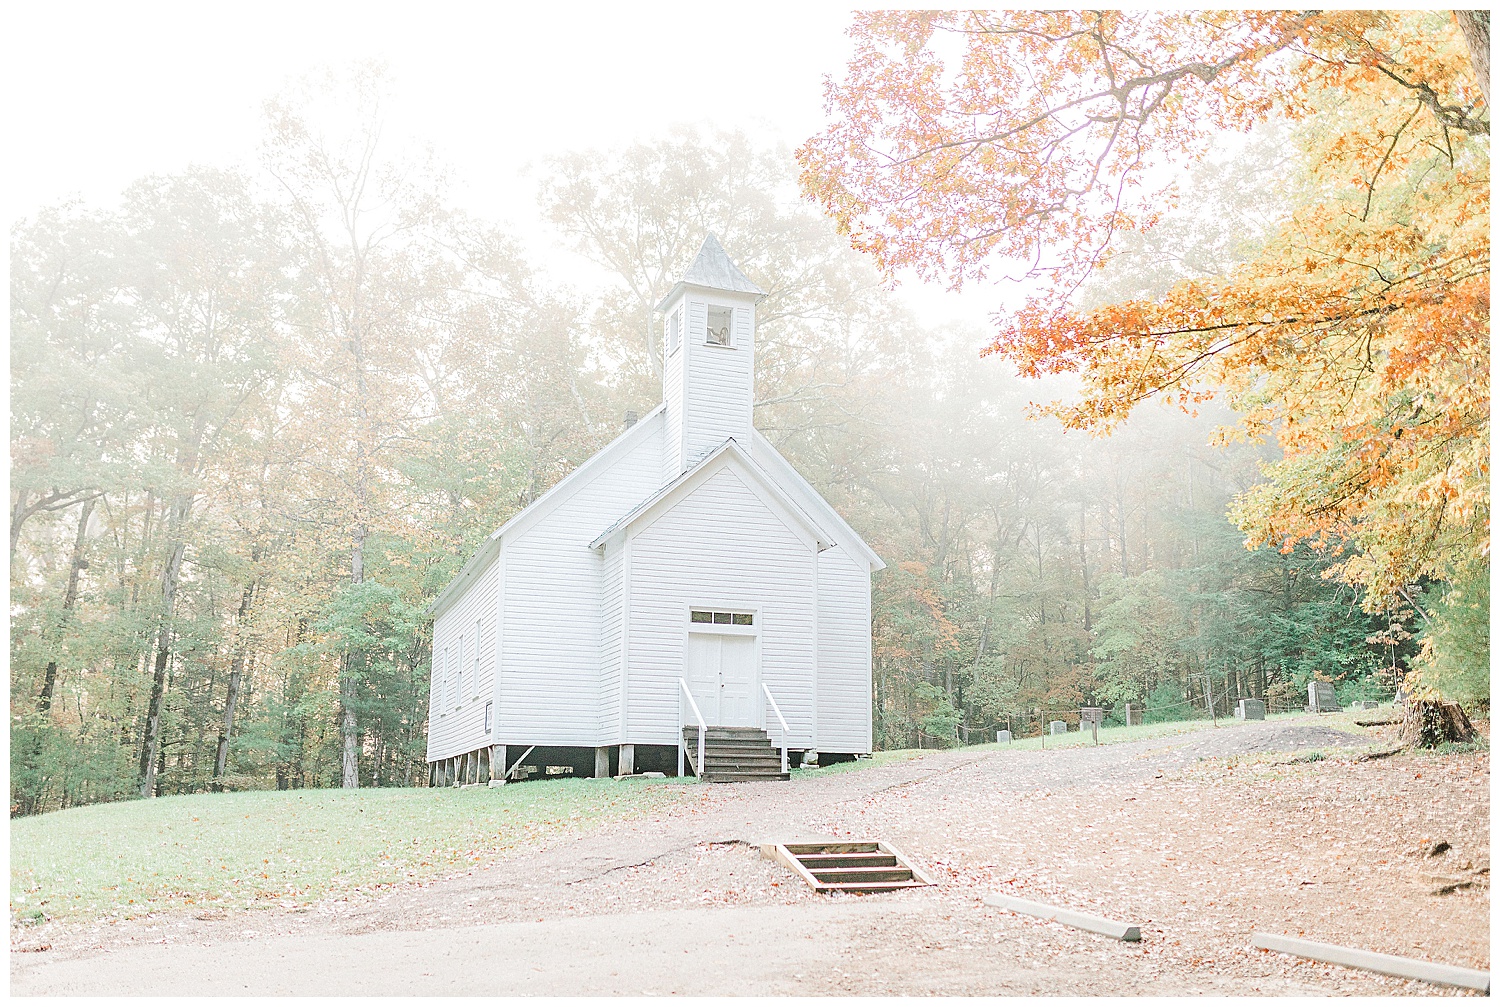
[682,726,789,782]
[763,841,935,893]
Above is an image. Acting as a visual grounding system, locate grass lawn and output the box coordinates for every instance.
[12,778,686,925]
[789,748,925,779]
[875,709,1370,759]
[965,714,1229,753]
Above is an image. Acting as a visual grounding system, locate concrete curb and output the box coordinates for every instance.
[1253,932,1489,992]
[982,892,1141,942]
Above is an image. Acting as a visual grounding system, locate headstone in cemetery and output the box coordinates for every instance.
[1236,698,1266,721]
[1307,681,1341,713]
[1357,700,1379,710]
[1050,720,1067,735]
[997,730,1012,743]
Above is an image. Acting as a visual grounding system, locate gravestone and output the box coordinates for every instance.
[1356,700,1379,710]
[996,730,1012,743]
[1236,698,1266,721]
[1050,720,1067,735]
[1307,681,1341,713]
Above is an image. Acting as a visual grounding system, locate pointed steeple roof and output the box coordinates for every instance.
[656,234,765,310]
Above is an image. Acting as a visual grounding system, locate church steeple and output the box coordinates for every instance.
[655,236,764,478]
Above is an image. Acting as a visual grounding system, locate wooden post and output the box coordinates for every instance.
[619,744,635,776]
[595,746,610,779]
[1205,677,1218,727]
[496,745,507,782]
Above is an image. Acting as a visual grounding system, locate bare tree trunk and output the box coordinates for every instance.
[212,581,256,789]
[1114,473,1129,578]
[1455,11,1490,104]
[1402,700,1476,748]
[341,524,366,790]
[1078,501,1092,632]
[39,498,95,712]
[138,490,192,799]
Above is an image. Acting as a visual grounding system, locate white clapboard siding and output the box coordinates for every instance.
[427,556,500,761]
[682,297,754,467]
[626,465,817,746]
[498,425,665,746]
[750,432,884,572]
[816,544,873,752]
[663,305,687,481]
[596,538,626,744]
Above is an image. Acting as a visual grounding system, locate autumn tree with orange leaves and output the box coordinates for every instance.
[800,10,1489,698]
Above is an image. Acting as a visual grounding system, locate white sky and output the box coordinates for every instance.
[4,1,1008,332]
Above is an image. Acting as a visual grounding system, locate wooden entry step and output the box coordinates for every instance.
[761,840,936,893]
[683,726,789,782]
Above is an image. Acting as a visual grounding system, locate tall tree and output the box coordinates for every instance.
[263,64,448,788]
[120,168,282,797]
[799,11,1488,679]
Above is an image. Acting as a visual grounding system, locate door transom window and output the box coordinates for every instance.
[690,609,753,626]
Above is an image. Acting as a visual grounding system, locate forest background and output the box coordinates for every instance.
[12,16,1481,814]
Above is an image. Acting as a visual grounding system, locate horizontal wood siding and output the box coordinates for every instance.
[498,426,664,746]
[427,556,499,761]
[663,301,687,479]
[627,466,817,746]
[596,540,625,744]
[683,297,753,467]
[816,544,873,752]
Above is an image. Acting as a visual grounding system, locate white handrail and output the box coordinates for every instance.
[762,683,790,774]
[678,678,707,781]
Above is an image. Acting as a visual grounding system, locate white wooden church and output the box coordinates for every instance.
[425,236,883,785]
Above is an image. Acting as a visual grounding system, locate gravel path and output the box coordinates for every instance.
[13,715,1489,995]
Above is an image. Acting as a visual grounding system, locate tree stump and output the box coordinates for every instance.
[1401,700,1477,748]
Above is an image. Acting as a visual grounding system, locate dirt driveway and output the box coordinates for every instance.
[12,716,1489,995]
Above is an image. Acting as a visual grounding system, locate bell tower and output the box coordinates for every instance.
[655,235,765,479]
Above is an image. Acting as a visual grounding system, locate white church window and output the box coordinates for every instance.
[442,646,453,711]
[473,619,482,696]
[690,609,753,626]
[456,637,466,707]
[706,305,733,346]
[666,307,681,355]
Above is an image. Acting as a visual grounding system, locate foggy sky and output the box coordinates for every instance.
[6,2,1010,329]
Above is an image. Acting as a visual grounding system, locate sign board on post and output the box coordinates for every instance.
[1307,681,1341,713]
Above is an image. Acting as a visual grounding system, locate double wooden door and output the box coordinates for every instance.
[686,632,758,726]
